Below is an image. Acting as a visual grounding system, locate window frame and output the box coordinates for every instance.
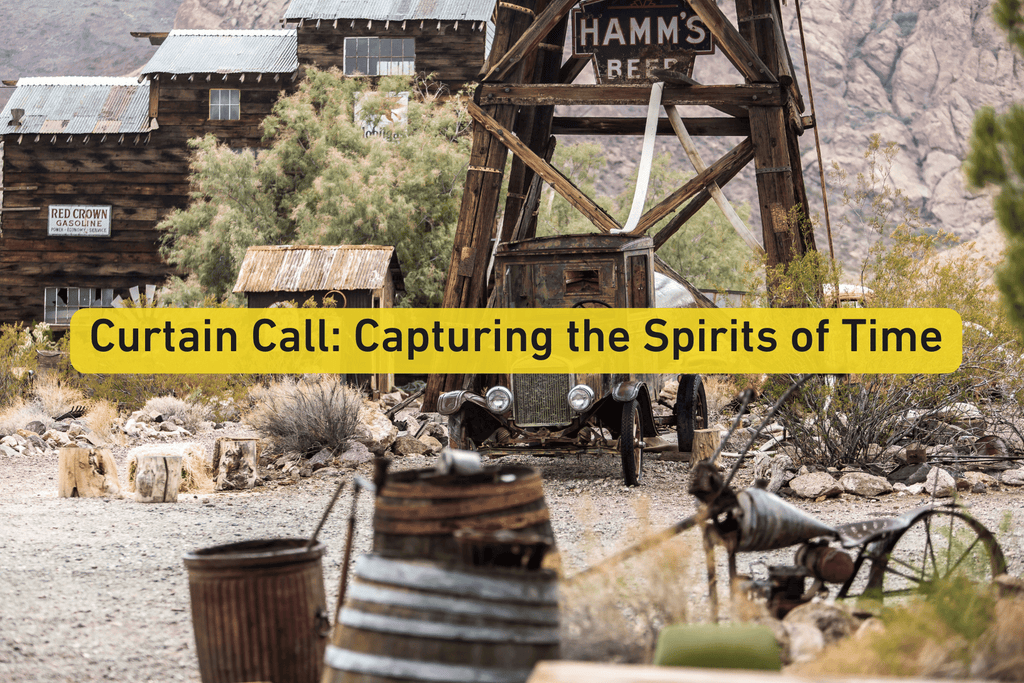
[343,37,415,76]
[209,88,240,121]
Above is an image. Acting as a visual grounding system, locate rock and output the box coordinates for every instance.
[354,401,397,455]
[1001,469,1024,486]
[393,435,429,456]
[789,472,842,499]
[23,421,46,435]
[783,602,858,645]
[840,471,893,497]
[906,483,926,495]
[338,442,373,467]
[393,407,422,432]
[924,467,956,497]
[889,462,931,485]
[781,621,825,664]
[897,443,928,465]
[67,423,87,438]
[308,448,333,471]
[0,444,18,457]
[854,617,885,641]
[380,391,403,408]
[418,435,443,454]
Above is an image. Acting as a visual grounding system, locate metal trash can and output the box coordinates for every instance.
[184,538,329,683]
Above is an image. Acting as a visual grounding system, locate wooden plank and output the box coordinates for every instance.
[558,56,591,84]
[687,0,777,83]
[482,0,579,82]
[478,83,782,107]
[633,138,754,234]
[467,102,620,234]
[750,106,797,267]
[550,116,749,137]
[648,68,750,119]
[652,139,755,251]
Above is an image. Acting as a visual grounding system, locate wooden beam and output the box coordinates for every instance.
[633,137,754,234]
[558,56,590,84]
[686,0,777,84]
[482,0,579,82]
[550,116,750,137]
[649,68,749,118]
[467,102,621,234]
[479,83,781,107]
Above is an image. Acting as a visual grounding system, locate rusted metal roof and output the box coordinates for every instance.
[284,0,497,21]
[0,77,151,136]
[234,245,405,293]
[141,30,298,75]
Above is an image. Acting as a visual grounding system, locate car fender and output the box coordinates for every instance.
[608,381,657,436]
[437,390,487,415]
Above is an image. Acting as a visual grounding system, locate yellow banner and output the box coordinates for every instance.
[69,308,962,374]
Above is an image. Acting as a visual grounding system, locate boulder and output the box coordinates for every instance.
[393,435,429,456]
[840,472,893,497]
[354,401,397,455]
[789,472,842,499]
[1001,469,1024,486]
[783,602,858,645]
[24,420,46,435]
[889,462,931,485]
[308,447,333,471]
[338,441,373,467]
[924,467,956,497]
[418,435,444,454]
[781,621,825,664]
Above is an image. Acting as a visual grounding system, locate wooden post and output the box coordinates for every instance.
[58,446,120,498]
[134,454,182,503]
[212,437,259,491]
[691,429,721,464]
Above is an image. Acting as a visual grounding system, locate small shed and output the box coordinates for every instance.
[233,244,405,309]
[234,244,405,394]
[283,0,498,92]
[140,29,299,149]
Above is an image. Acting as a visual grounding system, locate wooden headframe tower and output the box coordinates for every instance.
[424,0,817,406]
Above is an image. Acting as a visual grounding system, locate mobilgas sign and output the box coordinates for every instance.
[572,0,714,83]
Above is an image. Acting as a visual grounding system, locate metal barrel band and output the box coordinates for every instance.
[340,608,560,644]
[324,646,533,683]
[347,581,560,625]
[755,166,792,175]
[355,554,560,603]
[374,485,544,520]
[373,507,551,535]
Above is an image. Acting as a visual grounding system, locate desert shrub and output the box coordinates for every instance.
[245,377,362,455]
[85,400,124,446]
[0,399,51,437]
[75,372,255,418]
[33,375,88,419]
[142,395,213,431]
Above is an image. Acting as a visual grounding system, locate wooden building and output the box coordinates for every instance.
[283,0,498,92]
[140,29,299,149]
[0,77,176,327]
[234,244,405,394]
[233,245,404,309]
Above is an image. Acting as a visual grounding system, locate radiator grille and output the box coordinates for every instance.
[512,374,572,427]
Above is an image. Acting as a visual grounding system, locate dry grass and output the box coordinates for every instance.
[33,376,87,418]
[702,375,739,416]
[244,377,361,455]
[142,395,212,431]
[0,399,51,436]
[86,400,125,446]
[126,443,213,494]
[560,495,702,663]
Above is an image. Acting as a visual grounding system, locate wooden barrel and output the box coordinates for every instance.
[373,465,554,564]
[323,554,560,683]
[184,538,329,683]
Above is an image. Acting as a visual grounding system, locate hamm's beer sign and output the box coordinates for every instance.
[572,0,714,83]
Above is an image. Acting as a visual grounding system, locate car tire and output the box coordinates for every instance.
[676,374,708,452]
[620,399,644,486]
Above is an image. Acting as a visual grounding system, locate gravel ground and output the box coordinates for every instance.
[2,426,1022,682]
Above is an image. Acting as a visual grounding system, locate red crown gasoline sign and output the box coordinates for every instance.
[572,0,715,83]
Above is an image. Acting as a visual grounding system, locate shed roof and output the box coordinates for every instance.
[284,0,497,21]
[234,245,405,294]
[141,30,298,75]
[0,77,151,136]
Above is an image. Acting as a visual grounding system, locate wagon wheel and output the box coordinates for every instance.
[620,399,644,486]
[862,508,1006,599]
[571,300,612,308]
[675,374,708,452]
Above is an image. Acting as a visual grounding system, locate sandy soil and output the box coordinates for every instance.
[1,425,1021,682]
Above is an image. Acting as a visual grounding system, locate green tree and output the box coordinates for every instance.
[965,0,1024,335]
[159,70,472,307]
[537,144,753,289]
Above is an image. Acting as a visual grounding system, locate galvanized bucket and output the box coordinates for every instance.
[184,538,329,683]
[373,465,554,564]
[323,553,560,683]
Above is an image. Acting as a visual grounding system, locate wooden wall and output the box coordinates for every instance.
[296,23,488,91]
[0,137,183,325]
[152,77,294,149]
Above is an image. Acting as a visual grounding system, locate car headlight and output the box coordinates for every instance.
[485,386,513,414]
[567,384,594,412]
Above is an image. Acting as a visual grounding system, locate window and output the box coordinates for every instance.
[344,38,415,76]
[209,89,240,120]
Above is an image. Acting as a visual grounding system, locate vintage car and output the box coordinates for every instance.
[437,234,711,486]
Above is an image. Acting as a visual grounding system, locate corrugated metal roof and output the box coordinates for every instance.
[0,78,151,136]
[284,0,497,21]
[141,30,298,75]
[234,245,405,293]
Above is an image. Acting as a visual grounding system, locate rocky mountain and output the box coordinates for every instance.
[2,0,1018,274]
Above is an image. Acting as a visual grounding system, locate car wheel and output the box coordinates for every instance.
[676,374,708,452]
[620,399,644,486]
